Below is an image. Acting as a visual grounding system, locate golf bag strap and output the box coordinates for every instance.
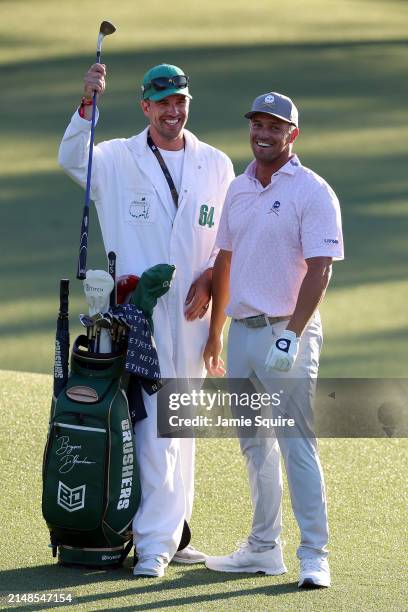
[119,539,134,564]
[147,131,179,208]
[178,520,192,551]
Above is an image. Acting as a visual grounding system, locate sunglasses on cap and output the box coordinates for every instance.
[142,75,189,95]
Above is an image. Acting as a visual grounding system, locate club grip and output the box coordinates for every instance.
[59,279,70,317]
[108,251,117,308]
[76,208,89,280]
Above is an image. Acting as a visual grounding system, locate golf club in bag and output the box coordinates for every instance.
[83,268,114,353]
[53,279,70,400]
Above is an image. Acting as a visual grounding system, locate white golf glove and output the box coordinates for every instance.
[265,329,300,373]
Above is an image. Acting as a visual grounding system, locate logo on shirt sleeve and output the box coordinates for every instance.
[324,238,339,244]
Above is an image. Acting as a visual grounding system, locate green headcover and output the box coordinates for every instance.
[131,264,176,331]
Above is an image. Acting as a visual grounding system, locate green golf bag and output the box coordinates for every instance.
[42,337,141,568]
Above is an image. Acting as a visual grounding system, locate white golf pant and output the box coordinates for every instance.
[227,313,329,560]
[132,390,195,561]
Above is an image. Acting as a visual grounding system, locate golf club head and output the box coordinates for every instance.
[79,314,94,328]
[97,20,116,53]
[94,316,112,329]
[100,21,116,36]
[117,315,131,330]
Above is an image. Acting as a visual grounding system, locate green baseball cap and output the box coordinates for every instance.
[141,64,192,102]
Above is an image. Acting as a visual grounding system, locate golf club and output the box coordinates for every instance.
[83,269,114,352]
[108,251,117,308]
[53,279,70,399]
[76,20,116,280]
[95,313,113,352]
[79,313,95,350]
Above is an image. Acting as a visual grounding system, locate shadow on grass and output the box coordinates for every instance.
[0,563,299,610]
[1,40,407,288]
[0,39,407,372]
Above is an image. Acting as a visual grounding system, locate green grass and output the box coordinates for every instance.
[2,0,408,65]
[0,5,407,607]
[1,1,408,375]
[1,2,408,376]
[0,370,407,611]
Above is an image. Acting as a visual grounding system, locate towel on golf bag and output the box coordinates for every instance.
[113,303,163,424]
[115,263,176,423]
[113,304,161,383]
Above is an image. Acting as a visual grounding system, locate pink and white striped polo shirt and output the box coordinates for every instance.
[216,155,344,318]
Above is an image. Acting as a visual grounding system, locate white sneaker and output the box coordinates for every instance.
[172,545,207,564]
[298,557,331,588]
[133,555,168,578]
[205,541,287,575]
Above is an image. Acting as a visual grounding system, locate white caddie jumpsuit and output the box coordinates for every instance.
[58,110,234,560]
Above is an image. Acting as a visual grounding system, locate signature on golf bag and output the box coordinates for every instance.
[42,338,141,568]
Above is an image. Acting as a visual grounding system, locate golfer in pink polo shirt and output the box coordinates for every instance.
[203,92,344,588]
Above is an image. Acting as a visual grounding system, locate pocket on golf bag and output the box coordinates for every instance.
[43,413,108,531]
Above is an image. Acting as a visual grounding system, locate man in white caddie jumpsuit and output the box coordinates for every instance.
[203,92,343,588]
[59,62,234,577]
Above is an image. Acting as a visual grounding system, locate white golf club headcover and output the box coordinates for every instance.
[83,270,114,353]
[265,329,300,373]
[83,269,114,315]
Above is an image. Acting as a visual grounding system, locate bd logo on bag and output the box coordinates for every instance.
[57,481,86,512]
[198,204,215,228]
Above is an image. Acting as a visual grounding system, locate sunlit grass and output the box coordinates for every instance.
[0,370,406,610]
[2,0,408,64]
[0,0,407,377]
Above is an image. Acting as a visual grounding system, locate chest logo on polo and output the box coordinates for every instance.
[129,196,151,221]
[267,201,281,216]
[198,204,215,228]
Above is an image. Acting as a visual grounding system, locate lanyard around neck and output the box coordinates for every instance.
[147,131,180,208]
